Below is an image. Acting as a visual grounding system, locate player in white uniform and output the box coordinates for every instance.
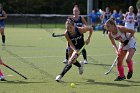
[105,18,136,81]
[124,6,136,30]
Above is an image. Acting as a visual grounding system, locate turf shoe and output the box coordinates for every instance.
[78,61,84,75]
[114,76,126,81]
[55,75,62,82]
[127,71,133,79]
[63,59,68,64]
[0,78,7,81]
[84,60,88,64]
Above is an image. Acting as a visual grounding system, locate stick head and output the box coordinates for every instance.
[52,33,55,37]
[104,72,109,75]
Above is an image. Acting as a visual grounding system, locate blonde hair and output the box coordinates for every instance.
[104,18,116,29]
[129,6,133,10]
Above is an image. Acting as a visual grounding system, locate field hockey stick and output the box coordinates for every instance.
[1,63,27,79]
[69,44,86,64]
[104,56,118,75]
[52,33,64,37]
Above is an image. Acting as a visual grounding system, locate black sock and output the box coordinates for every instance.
[82,49,87,60]
[66,48,69,60]
[103,29,106,34]
[2,35,5,43]
[73,60,81,67]
[60,64,72,77]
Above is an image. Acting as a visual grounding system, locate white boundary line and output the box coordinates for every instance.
[2,53,140,59]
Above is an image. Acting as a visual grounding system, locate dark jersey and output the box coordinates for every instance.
[0,10,4,22]
[67,27,84,49]
[73,16,83,27]
[0,10,4,27]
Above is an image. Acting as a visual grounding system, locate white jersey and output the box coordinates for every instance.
[125,12,135,30]
[111,28,136,50]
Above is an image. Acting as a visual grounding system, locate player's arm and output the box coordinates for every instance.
[118,26,135,40]
[81,16,88,27]
[0,10,7,20]
[108,32,118,54]
[78,26,93,45]
[64,30,77,52]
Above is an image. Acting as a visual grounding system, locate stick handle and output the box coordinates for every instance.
[2,63,27,79]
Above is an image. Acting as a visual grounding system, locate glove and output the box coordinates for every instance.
[123,40,129,46]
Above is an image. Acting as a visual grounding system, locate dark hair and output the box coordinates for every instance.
[66,17,74,26]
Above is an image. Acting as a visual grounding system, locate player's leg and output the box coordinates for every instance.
[0,69,6,81]
[0,58,6,81]
[114,49,127,81]
[73,60,84,75]
[102,28,106,36]
[82,48,88,64]
[125,48,135,79]
[55,49,73,81]
[63,43,70,64]
[0,28,5,46]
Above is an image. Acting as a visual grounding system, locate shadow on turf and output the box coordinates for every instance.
[83,78,140,87]
[0,80,48,84]
[61,79,140,87]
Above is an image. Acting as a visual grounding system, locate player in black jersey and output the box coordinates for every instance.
[0,3,7,46]
[63,5,89,64]
[55,18,93,82]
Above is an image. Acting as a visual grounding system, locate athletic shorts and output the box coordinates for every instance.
[0,22,5,28]
[119,38,136,51]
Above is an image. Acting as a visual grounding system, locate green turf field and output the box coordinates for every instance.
[0,27,140,93]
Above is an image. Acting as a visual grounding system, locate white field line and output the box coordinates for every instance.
[2,53,140,59]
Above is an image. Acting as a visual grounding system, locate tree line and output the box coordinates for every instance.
[0,0,139,14]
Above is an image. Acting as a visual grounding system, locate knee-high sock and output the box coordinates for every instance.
[2,35,5,43]
[60,64,72,77]
[127,59,133,72]
[66,48,69,60]
[73,60,81,67]
[0,69,4,76]
[82,49,87,60]
[117,66,124,77]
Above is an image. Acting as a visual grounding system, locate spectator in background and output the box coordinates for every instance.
[117,9,124,25]
[102,7,111,36]
[88,10,97,29]
[111,10,119,24]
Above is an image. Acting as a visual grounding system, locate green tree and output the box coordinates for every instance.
[137,0,140,9]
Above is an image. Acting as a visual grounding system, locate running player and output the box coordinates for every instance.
[0,3,7,46]
[105,18,136,81]
[63,5,89,64]
[0,57,6,81]
[55,18,93,82]
[124,6,136,30]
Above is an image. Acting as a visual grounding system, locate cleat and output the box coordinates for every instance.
[78,61,84,75]
[127,71,133,79]
[63,59,68,64]
[2,43,5,46]
[0,78,7,81]
[83,60,88,64]
[114,76,126,81]
[55,75,62,82]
